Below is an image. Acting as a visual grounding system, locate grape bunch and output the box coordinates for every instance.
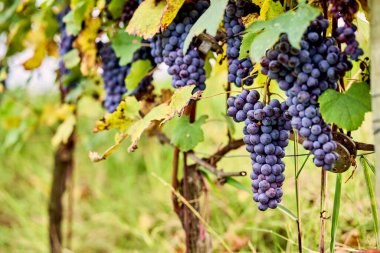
[329,0,363,60]
[120,0,140,22]
[105,0,141,22]
[261,16,352,170]
[329,0,358,24]
[98,42,155,112]
[97,43,129,112]
[149,1,209,92]
[223,0,259,87]
[57,7,77,92]
[336,24,363,60]
[227,90,291,211]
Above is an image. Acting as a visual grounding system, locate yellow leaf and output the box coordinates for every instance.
[23,46,45,70]
[260,0,283,21]
[22,22,47,70]
[126,0,167,39]
[89,133,128,162]
[75,17,101,75]
[160,0,186,30]
[252,0,265,7]
[51,114,76,147]
[41,103,75,126]
[242,13,260,27]
[94,97,141,133]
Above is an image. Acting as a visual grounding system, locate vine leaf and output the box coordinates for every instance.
[111,30,142,66]
[62,49,80,69]
[183,0,228,53]
[319,82,371,131]
[259,0,283,21]
[126,0,167,39]
[94,97,141,133]
[240,32,256,59]
[160,0,186,30]
[125,60,152,93]
[252,0,265,7]
[22,22,48,70]
[167,115,208,151]
[75,17,101,75]
[244,3,320,61]
[52,114,76,147]
[91,86,196,159]
[89,133,127,162]
[107,0,125,19]
[128,85,195,151]
[63,0,94,36]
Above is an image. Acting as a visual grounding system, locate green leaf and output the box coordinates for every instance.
[222,113,235,135]
[183,0,228,53]
[240,32,256,60]
[62,49,80,69]
[169,115,208,152]
[0,0,20,24]
[360,156,380,247]
[319,82,371,131]
[63,0,94,36]
[277,205,298,221]
[225,177,251,194]
[246,3,320,61]
[107,0,125,19]
[330,174,342,253]
[125,60,152,92]
[111,30,142,66]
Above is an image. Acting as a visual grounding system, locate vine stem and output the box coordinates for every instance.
[293,132,303,253]
[66,162,74,250]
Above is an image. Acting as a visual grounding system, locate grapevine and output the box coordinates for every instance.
[0,1,377,253]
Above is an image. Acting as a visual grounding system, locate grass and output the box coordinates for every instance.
[0,82,377,252]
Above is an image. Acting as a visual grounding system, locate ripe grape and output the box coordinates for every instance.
[57,7,77,93]
[223,0,259,87]
[227,89,291,211]
[260,16,352,170]
[149,1,209,93]
[98,42,155,112]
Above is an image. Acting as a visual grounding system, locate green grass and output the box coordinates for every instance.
[0,85,377,252]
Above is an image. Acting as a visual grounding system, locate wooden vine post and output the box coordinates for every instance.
[48,132,75,253]
[48,84,77,253]
[370,0,380,244]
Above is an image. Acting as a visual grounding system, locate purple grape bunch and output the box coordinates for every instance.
[329,0,358,23]
[57,7,77,92]
[260,16,353,170]
[149,1,209,93]
[227,90,291,211]
[223,0,259,87]
[98,43,155,112]
[329,0,363,60]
